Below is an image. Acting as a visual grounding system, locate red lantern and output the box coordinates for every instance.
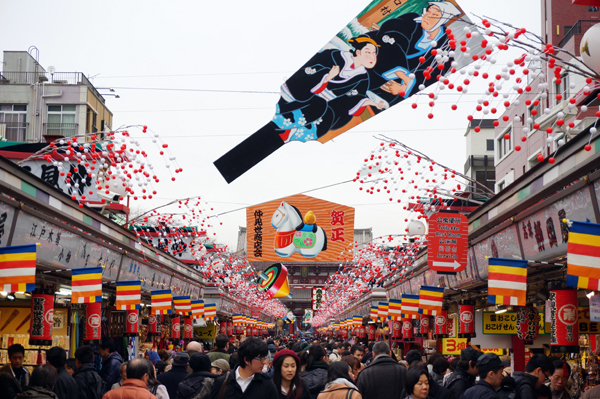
[262,328,268,335]
[392,320,402,338]
[434,310,448,337]
[29,293,54,346]
[549,289,579,353]
[125,309,139,336]
[368,324,376,339]
[84,302,102,343]
[516,307,539,344]
[226,322,233,336]
[172,316,181,339]
[402,319,414,340]
[148,314,161,335]
[183,318,193,339]
[459,304,475,338]
[342,328,348,338]
[235,325,242,335]
[246,326,252,336]
[418,314,430,336]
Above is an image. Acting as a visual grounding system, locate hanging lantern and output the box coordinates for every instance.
[434,310,448,337]
[172,316,181,340]
[368,324,376,339]
[418,314,430,336]
[458,303,476,338]
[516,307,539,344]
[84,302,102,343]
[391,320,402,338]
[29,293,54,346]
[246,326,252,336]
[342,328,348,338]
[125,309,139,336]
[220,322,227,335]
[262,328,268,335]
[235,325,242,335]
[402,319,414,340]
[225,322,233,336]
[183,318,193,340]
[148,314,161,335]
[549,288,579,353]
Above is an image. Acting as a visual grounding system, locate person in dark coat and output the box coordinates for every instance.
[158,353,189,399]
[445,347,481,399]
[356,341,406,399]
[16,365,59,399]
[208,337,278,399]
[460,353,507,399]
[513,355,555,399]
[177,353,215,399]
[98,338,123,394]
[47,346,79,399]
[72,346,103,399]
[0,344,31,399]
[300,345,329,399]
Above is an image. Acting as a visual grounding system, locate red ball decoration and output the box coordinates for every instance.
[515,145,521,151]
[537,153,544,162]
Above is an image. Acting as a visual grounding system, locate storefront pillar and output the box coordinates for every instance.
[511,334,526,372]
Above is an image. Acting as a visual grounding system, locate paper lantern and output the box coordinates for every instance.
[183,318,193,340]
[246,326,252,336]
[84,302,102,343]
[368,324,376,340]
[148,314,161,335]
[29,293,54,346]
[125,309,139,336]
[434,310,448,337]
[226,322,233,336]
[418,314,430,336]
[402,319,414,340]
[549,289,579,353]
[516,307,539,344]
[220,322,227,335]
[391,320,402,338]
[581,23,600,74]
[458,303,475,338]
[172,316,181,339]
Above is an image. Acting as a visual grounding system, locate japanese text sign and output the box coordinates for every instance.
[246,194,354,262]
[442,338,468,355]
[483,312,546,335]
[427,212,468,273]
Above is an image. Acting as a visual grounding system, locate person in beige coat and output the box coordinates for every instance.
[317,362,361,399]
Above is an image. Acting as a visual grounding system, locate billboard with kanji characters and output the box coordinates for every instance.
[246,194,355,262]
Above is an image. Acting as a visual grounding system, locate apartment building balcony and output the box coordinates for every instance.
[0,122,27,142]
[44,122,78,138]
[558,20,598,56]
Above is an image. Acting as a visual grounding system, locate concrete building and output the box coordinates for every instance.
[0,50,112,143]
[494,0,599,191]
[464,119,496,198]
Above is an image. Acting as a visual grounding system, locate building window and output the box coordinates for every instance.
[47,105,77,137]
[528,98,542,133]
[528,149,543,170]
[497,125,513,160]
[486,139,494,151]
[589,6,599,11]
[497,181,505,192]
[554,74,569,105]
[0,104,27,142]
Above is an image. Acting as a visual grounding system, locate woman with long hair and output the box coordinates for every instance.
[145,359,169,399]
[272,349,311,399]
[405,368,433,399]
[340,356,360,382]
[301,344,330,399]
[316,361,361,399]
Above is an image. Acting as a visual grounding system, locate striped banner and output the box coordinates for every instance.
[116,280,141,310]
[173,296,192,316]
[204,303,217,320]
[151,289,172,315]
[566,221,600,290]
[388,298,402,320]
[0,244,37,292]
[487,258,528,306]
[419,285,445,315]
[378,301,389,322]
[72,267,103,304]
[370,306,378,322]
[191,300,205,319]
[401,294,420,319]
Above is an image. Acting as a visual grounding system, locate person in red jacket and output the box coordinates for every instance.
[102,359,158,399]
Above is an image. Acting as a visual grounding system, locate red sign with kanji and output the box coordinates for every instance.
[427,212,468,274]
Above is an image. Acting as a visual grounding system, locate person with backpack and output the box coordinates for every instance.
[444,348,482,399]
[316,362,361,399]
[460,353,508,399]
[513,355,555,399]
[73,346,103,399]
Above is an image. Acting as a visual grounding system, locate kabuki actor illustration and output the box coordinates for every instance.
[215,0,482,183]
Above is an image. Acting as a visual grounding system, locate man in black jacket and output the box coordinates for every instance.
[445,347,482,399]
[158,352,189,399]
[209,337,278,399]
[356,341,406,399]
[47,346,79,399]
[98,338,123,394]
[73,345,103,399]
[0,344,30,399]
[513,354,554,399]
[177,353,216,399]
[460,353,508,399]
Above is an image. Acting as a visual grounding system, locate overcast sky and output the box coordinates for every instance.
[3,0,541,250]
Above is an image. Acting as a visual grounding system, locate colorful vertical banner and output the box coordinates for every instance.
[370,306,378,322]
[549,289,579,353]
[125,309,139,336]
[458,303,475,338]
[0,244,37,292]
[566,220,600,290]
[418,286,444,315]
[204,303,217,320]
[116,280,141,310]
[173,296,192,316]
[184,317,194,339]
[388,298,402,320]
[84,302,102,342]
[29,293,54,345]
[191,300,205,319]
[434,310,448,337]
[378,301,389,322]
[487,258,528,306]
[172,316,181,339]
[401,294,420,319]
[151,289,172,315]
[71,267,103,304]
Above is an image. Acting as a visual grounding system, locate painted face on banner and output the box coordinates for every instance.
[421,6,443,31]
[356,43,378,69]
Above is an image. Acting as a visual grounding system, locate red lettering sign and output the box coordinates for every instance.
[427,212,468,273]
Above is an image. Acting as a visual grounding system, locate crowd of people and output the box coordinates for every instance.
[1,334,598,399]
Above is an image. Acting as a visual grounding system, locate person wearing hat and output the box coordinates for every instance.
[211,359,231,376]
[177,353,215,399]
[272,349,311,399]
[460,353,508,399]
[157,352,190,399]
[444,347,482,399]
